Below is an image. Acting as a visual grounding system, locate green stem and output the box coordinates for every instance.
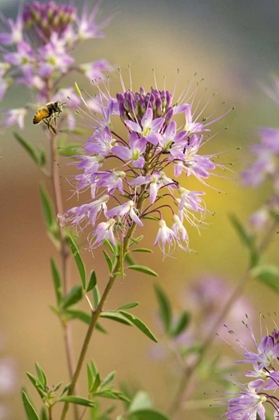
[60,222,138,420]
[49,131,78,420]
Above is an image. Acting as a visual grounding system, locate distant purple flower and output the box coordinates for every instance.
[3,108,28,129]
[0,1,112,131]
[60,75,232,253]
[242,77,279,233]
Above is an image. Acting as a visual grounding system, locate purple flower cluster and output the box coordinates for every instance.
[242,77,279,232]
[225,324,279,420]
[60,76,231,254]
[0,1,112,129]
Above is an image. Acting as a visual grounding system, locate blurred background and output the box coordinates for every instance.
[1,0,279,419]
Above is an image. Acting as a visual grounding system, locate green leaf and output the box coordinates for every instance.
[26,373,45,398]
[141,216,160,221]
[40,407,48,420]
[124,252,134,267]
[154,284,172,333]
[119,311,158,342]
[66,309,91,324]
[35,363,47,389]
[39,184,56,232]
[128,265,158,277]
[129,409,170,420]
[86,270,97,292]
[87,363,94,393]
[53,382,63,392]
[129,391,152,412]
[104,238,116,254]
[58,396,94,407]
[252,265,279,294]
[101,371,115,389]
[103,250,113,272]
[50,259,62,305]
[14,132,41,166]
[117,302,139,311]
[95,390,130,402]
[131,248,153,253]
[95,322,108,334]
[22,390,40,420]
[130,236,144,245]
[66,236,86,289]
[91,373,101,393]
[57,142,81,157]
[229,214,259,268]
[89,360,98,377]
[92,285,100,309]
[100,312,132,326]
[62,285,83,309]
[170,311,191,337]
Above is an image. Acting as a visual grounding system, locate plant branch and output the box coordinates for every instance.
[60,221,138,420]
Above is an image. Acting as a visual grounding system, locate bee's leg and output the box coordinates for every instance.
[43,118,57,134]
[49,123,57,134]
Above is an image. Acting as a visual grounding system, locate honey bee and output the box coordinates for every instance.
[33,101,65,134]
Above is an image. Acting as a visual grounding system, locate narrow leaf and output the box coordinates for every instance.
[119,311,158,342]
[92,285,100,309]
[95,323,108,334]
[66,309,91,324]
[53,382,63,392]
[170,311,191,337]
[124,253,135,266]
[22,390,40,420]
[100,312,132,326]
[39,184,56,231]
[91,372,101,393]
[229,214,259,268]
[26,373,45,398]
[128,265,158,277]
[50,258,62,305]
[154,284,172,333]
[103,250,113,272]
[62,285,83,309]
[104,238,115,254]
[86,270,97,292]
[89,360,98,377]
[58,396,94,407]
[229,214,251,246]
[57,142,80,157]
[40,407,48,420]
[117,302,139,311]
[14,132,40,166]
[130,409,170,420]
[35,363,47,389]
[252,265,279,294]
[66,236,86,289]
[101,371,116,388]
[95,390,129,401]
[131,248,153,253]
[74,82,83,98]
[87,363,94,393]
